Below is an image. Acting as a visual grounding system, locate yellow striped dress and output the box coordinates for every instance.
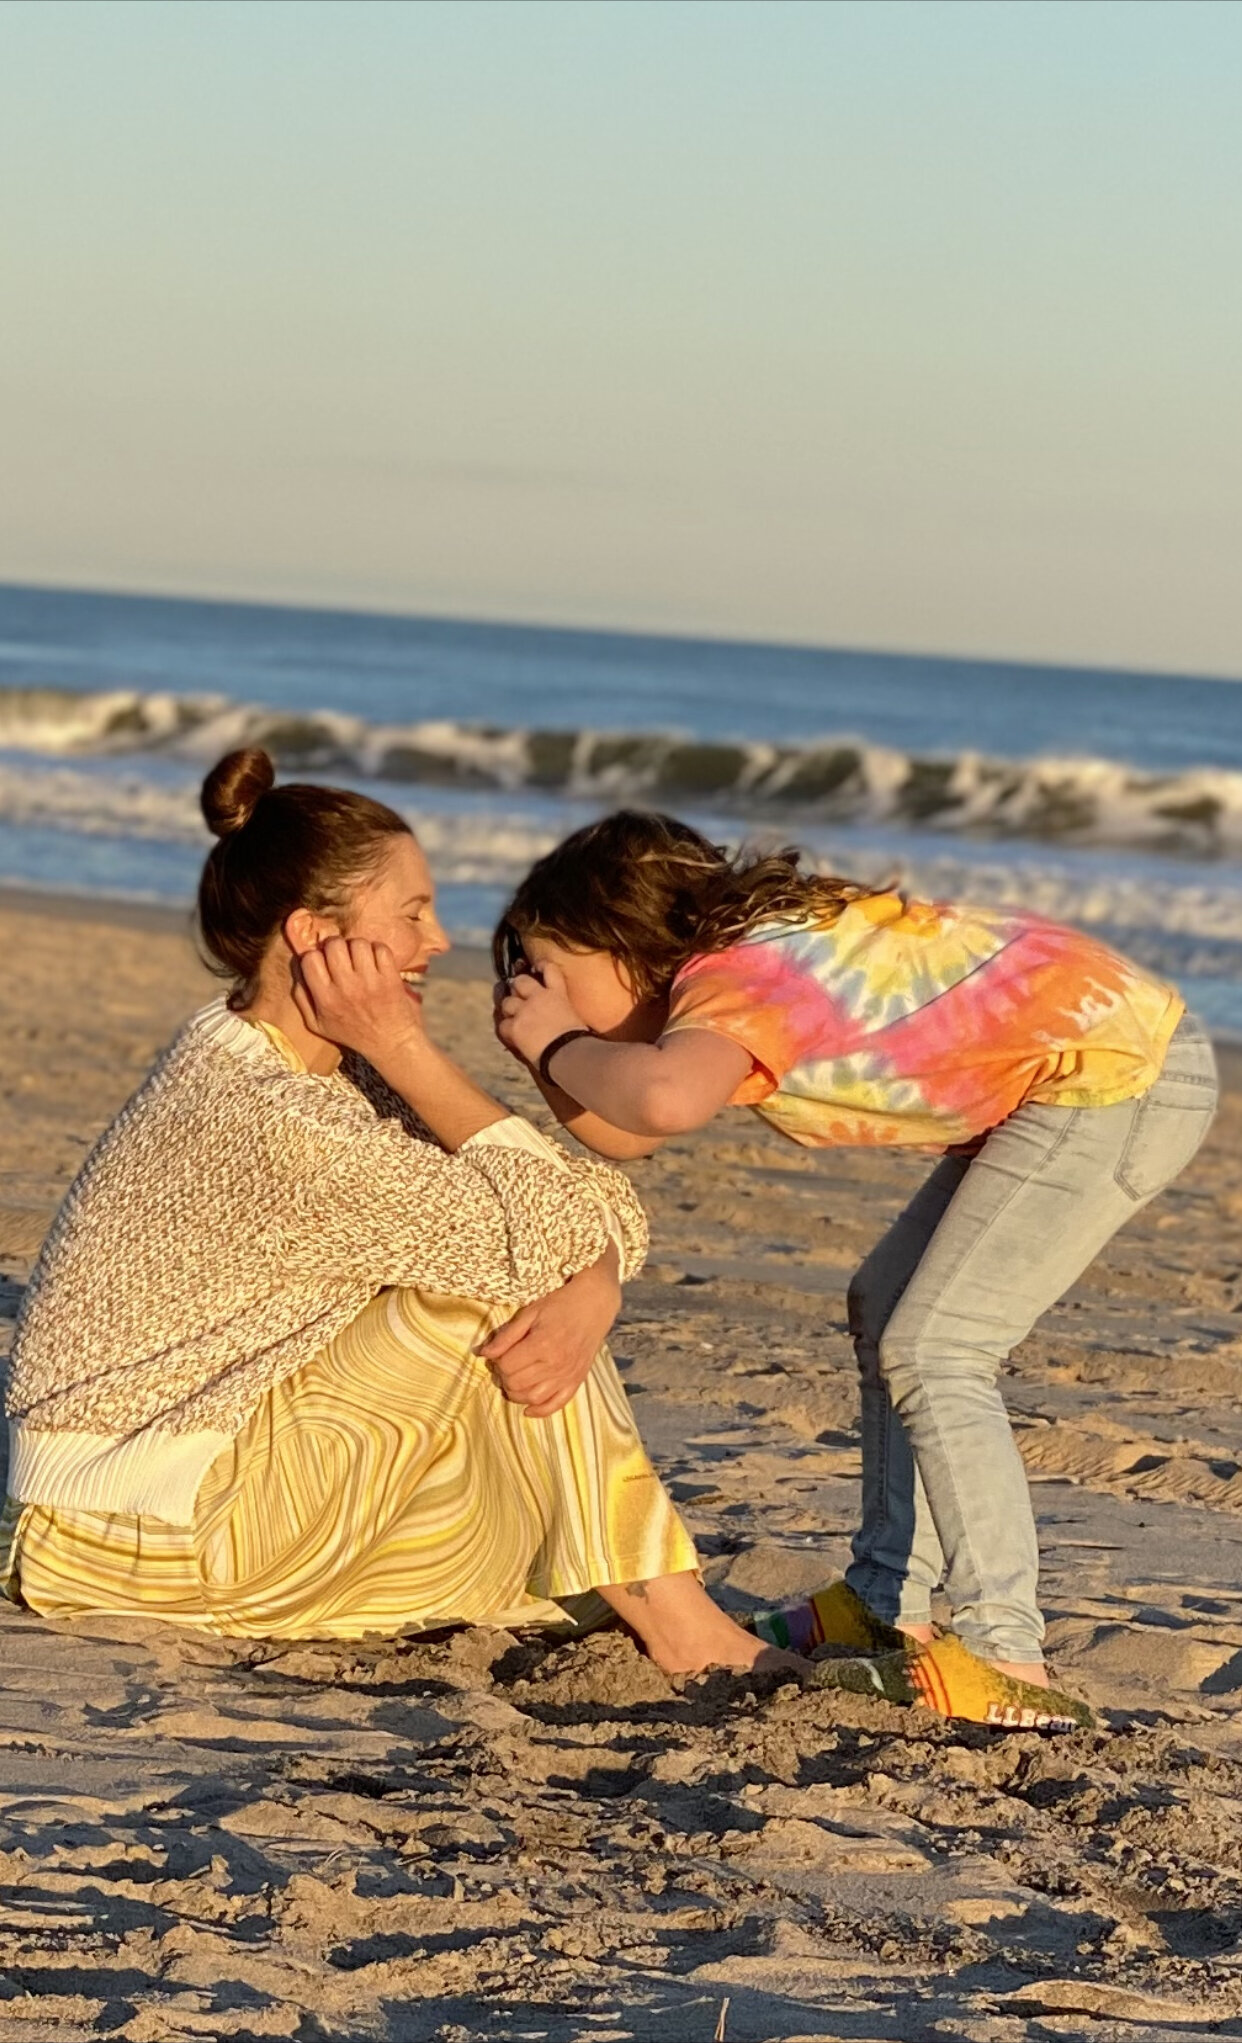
[1,1030,696,1640]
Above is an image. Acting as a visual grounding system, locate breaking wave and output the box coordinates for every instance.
[0,760,557,891]
[2,683,1242,860]
[3,756,1242,983]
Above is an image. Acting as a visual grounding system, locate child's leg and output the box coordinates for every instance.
[876,1020,1217,1675]
[845,1155,969,1636]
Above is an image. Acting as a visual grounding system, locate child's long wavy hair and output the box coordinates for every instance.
[493,810,878,1002]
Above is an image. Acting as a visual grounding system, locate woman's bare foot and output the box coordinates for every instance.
[599,1573,803,1677]
[896,1620,936,1645]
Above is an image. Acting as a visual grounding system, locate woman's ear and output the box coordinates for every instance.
[283,907,339,958]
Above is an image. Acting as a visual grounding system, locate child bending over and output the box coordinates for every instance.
[493,811,1217,1726]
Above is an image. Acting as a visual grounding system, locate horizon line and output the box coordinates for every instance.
[2,570,1239,691]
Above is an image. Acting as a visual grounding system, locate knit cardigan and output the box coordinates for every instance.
[6,998,648,1525]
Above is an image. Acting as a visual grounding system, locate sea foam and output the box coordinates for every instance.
[1,684,1240,860]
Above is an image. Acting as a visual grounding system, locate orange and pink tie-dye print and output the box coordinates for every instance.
[663,892,1184,1150]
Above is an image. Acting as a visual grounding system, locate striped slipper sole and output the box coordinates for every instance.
[806,1631,1093,1731]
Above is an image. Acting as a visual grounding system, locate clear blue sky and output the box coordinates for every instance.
[2,0,1240,672]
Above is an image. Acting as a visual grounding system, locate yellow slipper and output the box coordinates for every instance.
[807,1630,1093,1732]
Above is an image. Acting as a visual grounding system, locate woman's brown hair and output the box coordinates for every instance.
[197,748,411,1005]
[493,810,877,1002]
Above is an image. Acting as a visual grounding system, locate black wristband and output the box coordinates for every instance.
[538,1028,596,1087]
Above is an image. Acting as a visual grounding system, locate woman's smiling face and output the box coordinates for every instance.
[337,833,451,1002]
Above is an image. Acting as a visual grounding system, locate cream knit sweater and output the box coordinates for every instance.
[6,998,648,1525]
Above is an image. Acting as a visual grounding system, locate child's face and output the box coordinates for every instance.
[522,934,666,1041]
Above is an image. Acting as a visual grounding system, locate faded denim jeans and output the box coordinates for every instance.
[844,1012,1219,1665]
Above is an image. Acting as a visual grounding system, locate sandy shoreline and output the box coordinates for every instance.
[2,893,1242,2041]
[0,882,498,978]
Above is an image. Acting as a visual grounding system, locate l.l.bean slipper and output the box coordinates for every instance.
[806,1630,1094,1732]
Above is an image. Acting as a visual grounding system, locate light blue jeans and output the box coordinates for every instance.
[843,1012,1219,1665]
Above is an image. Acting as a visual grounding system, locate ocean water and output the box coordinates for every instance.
[2,581,1241,1034]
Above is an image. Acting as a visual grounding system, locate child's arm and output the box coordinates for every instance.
[542,1030,750,1135]
[491,976,668,1158]
[498,965,751,1137]
[529,1070,669,1160]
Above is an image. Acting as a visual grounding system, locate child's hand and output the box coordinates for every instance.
[491,980,527,1063]
[496,962,586,1067]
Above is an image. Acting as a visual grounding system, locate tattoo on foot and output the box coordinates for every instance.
[625,1581,649,1601]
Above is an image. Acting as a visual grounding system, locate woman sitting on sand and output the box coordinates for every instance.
[0,749,773,1678]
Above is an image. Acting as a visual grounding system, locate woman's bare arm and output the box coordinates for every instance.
[292,940,650,1315]
[295,937,509,1151]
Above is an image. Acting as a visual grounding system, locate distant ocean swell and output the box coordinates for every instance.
[2,685,1240,860]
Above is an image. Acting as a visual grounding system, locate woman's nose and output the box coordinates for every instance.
[425,915,451,957]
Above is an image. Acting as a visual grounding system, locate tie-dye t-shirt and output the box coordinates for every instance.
[663,893,1184,1150]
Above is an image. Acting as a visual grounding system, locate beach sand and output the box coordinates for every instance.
[2,892,1241,2042]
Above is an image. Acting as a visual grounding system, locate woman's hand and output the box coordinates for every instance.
[478,1249,621,1418]
[495,962,587,1068]
[293,937,424,1062]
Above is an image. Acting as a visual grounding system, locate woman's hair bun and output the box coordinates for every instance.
[200,748,276,838]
